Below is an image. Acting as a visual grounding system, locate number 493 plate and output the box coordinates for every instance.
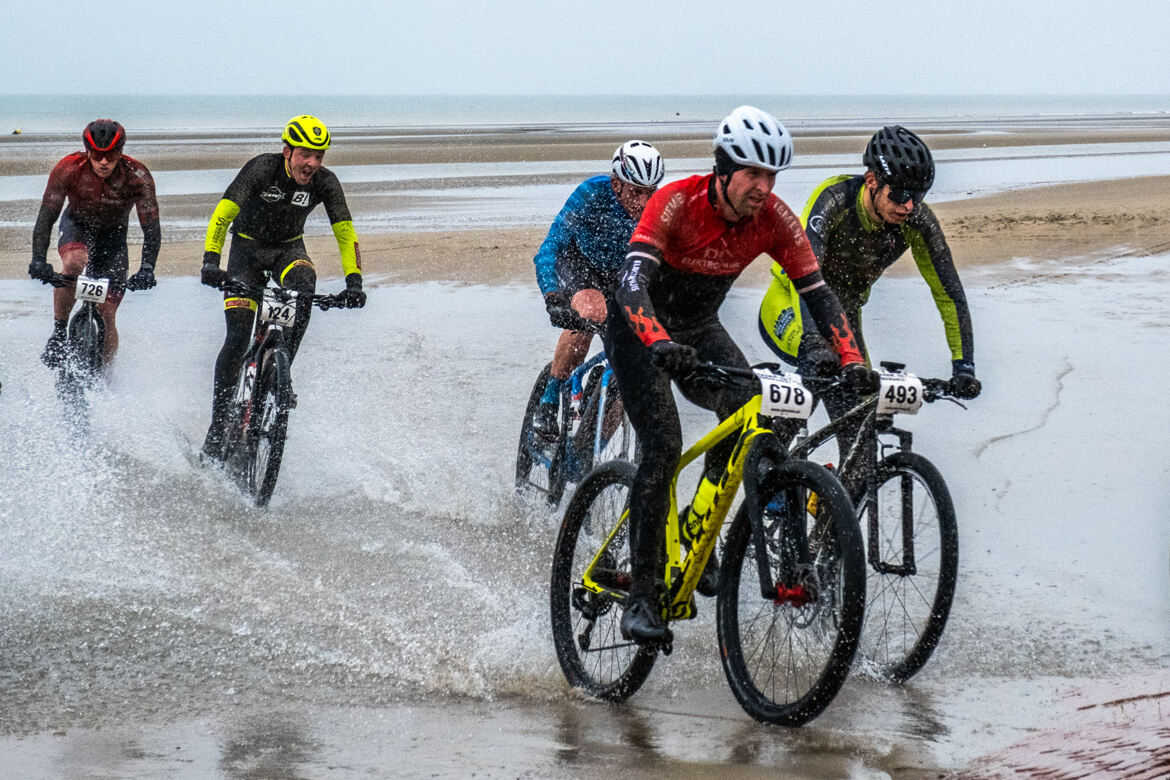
[877,372,924,414]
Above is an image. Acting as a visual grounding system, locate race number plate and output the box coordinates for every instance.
[755,369,814,420]
[260,289,297,327]
[877,372,924,415]
[75,275,109,303]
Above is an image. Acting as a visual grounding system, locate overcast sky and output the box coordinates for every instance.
[7,0,1169,95]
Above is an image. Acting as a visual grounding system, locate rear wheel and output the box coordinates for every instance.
[246,348,292,507]
[717,459,865,726]
[856,451,958,683]
[550,460,656,700]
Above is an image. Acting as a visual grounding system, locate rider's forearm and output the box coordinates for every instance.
[204,198,241,259]
[793,270,864,365]
[615,241,670,345]
[330,220,361,278]
[30,205,60,264]
[140,214,162,269]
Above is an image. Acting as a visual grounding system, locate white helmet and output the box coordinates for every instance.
[611,140,665,188]
[712,106,793,172]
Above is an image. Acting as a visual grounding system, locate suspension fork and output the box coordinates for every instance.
[868,418,918,576]
[743,431,808,600]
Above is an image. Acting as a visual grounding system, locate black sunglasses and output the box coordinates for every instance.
[883,182,927,206]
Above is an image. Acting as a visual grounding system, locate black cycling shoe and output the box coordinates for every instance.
[695,550,720,598]
[199,427,225,466]
[531,401,559,439]
[41,329,67,369]
[620,595,670,645]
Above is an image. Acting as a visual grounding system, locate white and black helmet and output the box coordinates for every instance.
[611,140,665,188]
[712,105,793,173]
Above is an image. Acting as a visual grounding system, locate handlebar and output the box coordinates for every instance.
[216,279,347,311]
[685,361,963,404]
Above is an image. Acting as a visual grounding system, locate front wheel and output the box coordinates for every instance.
[550,460,656,701]
[515,363,567,504]
[856,451,958,683]
[717,459,865,726]
[245,348,292,507]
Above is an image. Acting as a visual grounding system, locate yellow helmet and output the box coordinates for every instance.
[281,115,331,151]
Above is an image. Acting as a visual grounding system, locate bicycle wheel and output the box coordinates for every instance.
[717,459,865,726]
[67,304,105,385]
[516,363,567,504]
[246,348,292,507]
[856,450,958,683]
[550,460,657,700]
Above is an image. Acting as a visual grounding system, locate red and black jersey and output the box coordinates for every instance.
[31,152,161,266]
[615,173,863,364]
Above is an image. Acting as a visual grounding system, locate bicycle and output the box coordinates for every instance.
[550,362,866,726]
[204,279,347,507]
[45,272,138,428]
[789,361,963,683]
[516,331,636,507]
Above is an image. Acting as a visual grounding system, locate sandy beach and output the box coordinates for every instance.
[3,123,1170,286]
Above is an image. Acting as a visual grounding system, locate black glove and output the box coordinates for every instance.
[29,258,54,283]
[649,339,699,376]
[126,265,156,291]
[951,361,982,399]
[201,254,228,288]
[544,291,576,330]
[335,272,366,309]
[842,362,880,394]
[805,345,840,378]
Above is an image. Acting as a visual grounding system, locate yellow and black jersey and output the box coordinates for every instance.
[762,174,973,366]
[204,153,360,277]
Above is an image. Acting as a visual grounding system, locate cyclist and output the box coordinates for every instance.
[199,114,366,461]
[530,140,665,437]
[28,119,160,367]
[758,125,981,461]
[605,106,877,644]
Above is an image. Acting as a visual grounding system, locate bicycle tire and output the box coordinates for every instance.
[516,363,565,502]
[857,450,958,683]
[550,460,657,700]
[247,348,292,507]
[717,459,865,726]
[67,303,105,384]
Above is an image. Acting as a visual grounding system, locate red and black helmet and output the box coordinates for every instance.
[83,119,126,154]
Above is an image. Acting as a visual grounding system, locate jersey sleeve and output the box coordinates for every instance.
[30,158,72,263]
[903,206,975,366]
[317,171,359,276]
[533,185,588,296]
[203,199,241,258]
[614,241,671,346]
[629,187,679,253]
[765,198,820,279]
[132,165,162,268]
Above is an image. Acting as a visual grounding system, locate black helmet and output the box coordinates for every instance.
[83,119,126,154]
[863,125,933,192]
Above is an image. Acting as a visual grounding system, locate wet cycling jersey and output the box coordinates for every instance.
[203,153,360,277]
[533,175,637,297]
[615,173,862,363]
[769,174,974,364]
[31,152,160,267]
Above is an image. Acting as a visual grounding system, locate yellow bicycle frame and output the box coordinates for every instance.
[580,393,776,622]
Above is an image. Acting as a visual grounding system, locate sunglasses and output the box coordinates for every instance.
[88,149,122,163]
[883,183,926,206]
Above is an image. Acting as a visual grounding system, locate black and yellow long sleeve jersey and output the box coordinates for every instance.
[778,174,974,365]
[203,152,360,277]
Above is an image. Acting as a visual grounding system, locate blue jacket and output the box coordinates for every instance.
[533,175,638,296]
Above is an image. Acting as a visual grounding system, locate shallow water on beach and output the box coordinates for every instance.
[0,252,1167,775]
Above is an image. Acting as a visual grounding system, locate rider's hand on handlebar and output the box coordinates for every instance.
[950,361,982,399]
[649,339,699,376]
[842,362,880,394]
[126,264,157,291]
[806,345,841,378]
[201,256,229,288]
[335,272,366,309]
[544,291,577,330]
[28,258,54,284]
